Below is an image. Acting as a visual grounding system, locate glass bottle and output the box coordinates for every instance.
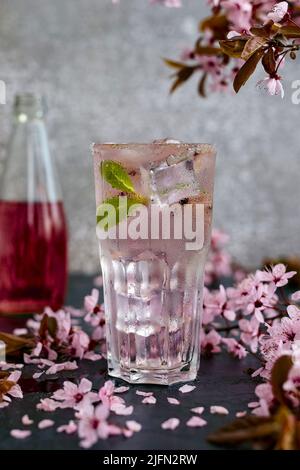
[0,93,68,314]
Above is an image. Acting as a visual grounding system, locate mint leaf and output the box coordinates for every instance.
[96,195,148,231]
[100,161,135,193]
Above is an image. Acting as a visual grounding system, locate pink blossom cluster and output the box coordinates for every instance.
[166,1,298,98]
[204,229,239,285]
[201,263,297,359]
[23,293,105,370]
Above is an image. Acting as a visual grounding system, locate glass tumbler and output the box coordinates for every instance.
[93,142,216,385]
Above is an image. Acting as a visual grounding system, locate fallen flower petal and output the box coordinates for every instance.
[83,351,102,361]
[142,396,156,404]
[210,405,229,415]
[236,411,247,418]
[111,403,134,415]
[191,406,204,415]
[126,420,142,432]
[33,371,44,379]
[38,419,55,429]
[167,397,180,405]
[57,420,77,434]
[114,386,130,394]
[161,418,180,430]
[179,384,196,394]
[22,415,34,426]
[10,429,31,439]
[0,362,23,371]
[136,390,153,397]
[186,416,207,427]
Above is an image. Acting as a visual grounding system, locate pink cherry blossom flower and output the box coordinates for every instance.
[161,418,180,430]
[222,337,248,359]
[239,317,260,353]
[179,384,196,394]
[267,1,289,22]
[210,285,236,321]
[38,419,54,430]
[186,416,207,427]
[110,403,133,415]
[126,420,142,432]
[84,289,99,314]
[201,329,222,355]
[210,405,229,415]
[71,330,90,359]
[257,75,284,98]
[77,403,111,448]
[256,264,296,287]
[10,429,31,439]
[51,378,99,409]
[221,0,253,31]
[246,283,277,323]
[197,55,223,77]
[99,380,125,409]
[57,420,77,434]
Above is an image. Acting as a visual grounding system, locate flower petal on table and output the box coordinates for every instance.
[161,418,180,430]
[179,384,196,394]
[186,416,207,427]
[210,405,229,415]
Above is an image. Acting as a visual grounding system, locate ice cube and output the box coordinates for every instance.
[149,157,201,205]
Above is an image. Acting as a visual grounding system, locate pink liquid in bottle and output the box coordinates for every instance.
[0,201,67,314]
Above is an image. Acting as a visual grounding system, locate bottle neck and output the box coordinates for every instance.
[14,94,46,122]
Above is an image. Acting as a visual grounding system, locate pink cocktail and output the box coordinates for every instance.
[93,142,216,385]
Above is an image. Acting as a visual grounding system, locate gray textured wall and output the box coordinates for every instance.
[0,0,299,272]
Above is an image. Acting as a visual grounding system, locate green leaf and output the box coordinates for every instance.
[100,161,135,193]
[271,355,293,407]
[233,47,264,93]
[96,194,148,231]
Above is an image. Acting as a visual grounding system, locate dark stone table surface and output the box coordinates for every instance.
[0,275,259,450]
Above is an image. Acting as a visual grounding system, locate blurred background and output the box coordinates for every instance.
[0,0,299,273]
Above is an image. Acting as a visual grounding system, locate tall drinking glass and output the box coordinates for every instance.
[93,142,216,385]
